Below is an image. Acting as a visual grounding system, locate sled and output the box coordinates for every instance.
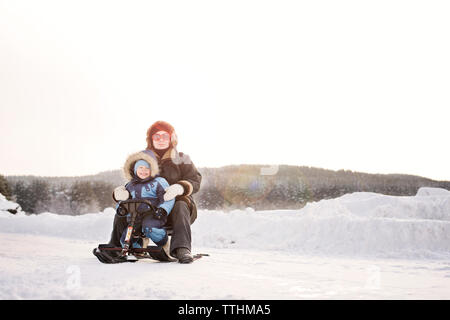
[93,199,208,264]
[93,244,208,264]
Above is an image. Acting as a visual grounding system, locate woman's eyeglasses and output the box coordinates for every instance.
[152,133,171,141]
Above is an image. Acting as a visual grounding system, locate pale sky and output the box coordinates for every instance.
[0,0,449,181]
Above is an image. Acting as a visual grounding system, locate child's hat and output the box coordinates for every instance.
[133,159,150,175]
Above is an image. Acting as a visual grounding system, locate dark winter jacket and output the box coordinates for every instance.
[148,146,202,216]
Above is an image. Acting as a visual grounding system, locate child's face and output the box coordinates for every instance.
[152,130,171,150]
[136,166,151,179]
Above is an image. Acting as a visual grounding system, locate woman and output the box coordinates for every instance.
[109,120,202,263]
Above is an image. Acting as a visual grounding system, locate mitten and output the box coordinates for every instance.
[116,204,128,217]
[163,183,184,201]
[113,186,130,202]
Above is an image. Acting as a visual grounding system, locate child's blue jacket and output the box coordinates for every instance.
[126,176,175,214]
[116,176,175,215]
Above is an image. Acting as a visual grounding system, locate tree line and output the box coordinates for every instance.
[3,176,116,215]
[194,165,450,210]
[3,165,450,214]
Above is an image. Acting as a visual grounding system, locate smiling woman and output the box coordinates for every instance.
[0,1,449,180]
[106,120,203,263]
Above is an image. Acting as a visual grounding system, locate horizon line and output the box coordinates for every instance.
[3,163,449,182]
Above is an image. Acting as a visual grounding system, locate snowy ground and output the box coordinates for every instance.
[0,188,449,299]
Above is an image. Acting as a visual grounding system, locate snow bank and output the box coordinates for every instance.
[416,187,450,197]
[192,188,450,259]
[0,192,114,241]
[1,188,449,259]
[0,207,116,242]
[0,193,21,213]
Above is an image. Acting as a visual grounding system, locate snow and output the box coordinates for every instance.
[0,188,449,299]
[192,188,450,259]
[416,187,450,197]
[0,193,21,212]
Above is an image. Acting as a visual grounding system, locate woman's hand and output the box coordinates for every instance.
[163,183,184,201]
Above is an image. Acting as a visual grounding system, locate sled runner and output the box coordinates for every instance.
[93,199,208,264]
[93,245,208,264]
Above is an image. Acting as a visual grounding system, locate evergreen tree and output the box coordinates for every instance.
[47,183,73,215]
[0,174,12,200]
[91,181,115,210]
[29,179,51,214]
[12,180,34,213]
[68,181,99,214]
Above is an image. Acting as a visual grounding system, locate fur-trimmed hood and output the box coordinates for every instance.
[122,149,159,181]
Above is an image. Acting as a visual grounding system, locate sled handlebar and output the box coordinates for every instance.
[116,199,157,217]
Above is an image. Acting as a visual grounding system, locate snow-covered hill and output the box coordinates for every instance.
[0,188,449,299]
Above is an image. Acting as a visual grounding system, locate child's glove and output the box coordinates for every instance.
[163,183,184,201]
[116,205,128,217]
[155,207,167,220]
[113,186,130,202]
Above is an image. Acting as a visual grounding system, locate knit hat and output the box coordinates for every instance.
[146,120,178,149]
[133,159,150,175]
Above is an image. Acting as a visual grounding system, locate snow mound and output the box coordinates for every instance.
[416,187,450,196]
[192,188,450,259]
[1,188,449,259]
[0,193,22,214]
[0,207,116,242]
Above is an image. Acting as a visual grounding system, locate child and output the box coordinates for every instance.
[113,149,175,248]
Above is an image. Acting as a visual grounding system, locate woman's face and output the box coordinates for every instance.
[152,130,171,150]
